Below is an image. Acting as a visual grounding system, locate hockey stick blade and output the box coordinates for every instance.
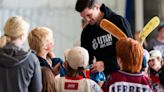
[139,16,160,44]
[100,19,127,40]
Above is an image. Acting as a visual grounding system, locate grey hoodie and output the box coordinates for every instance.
[0,43,42,92]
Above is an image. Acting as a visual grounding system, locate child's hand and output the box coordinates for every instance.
[52,63,61,76]
[48,51,56,58]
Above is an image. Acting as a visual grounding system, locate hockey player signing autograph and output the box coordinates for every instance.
[102,38,153,92]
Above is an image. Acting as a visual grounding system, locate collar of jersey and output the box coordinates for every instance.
[65,75,84,80]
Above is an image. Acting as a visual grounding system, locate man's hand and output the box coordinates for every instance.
[90,61,104,74]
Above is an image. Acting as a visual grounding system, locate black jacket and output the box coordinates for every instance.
[81,4,133,76]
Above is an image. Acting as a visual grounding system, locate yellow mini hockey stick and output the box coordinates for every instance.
[139,16,160,44]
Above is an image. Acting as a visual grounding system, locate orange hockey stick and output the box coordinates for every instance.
[100,19,127,40]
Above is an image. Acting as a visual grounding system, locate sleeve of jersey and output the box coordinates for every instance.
[51,57,63,66]
[102,74,115,92]
[51,58,66,77]
[89,80,103,92]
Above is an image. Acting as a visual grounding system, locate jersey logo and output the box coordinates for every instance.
[64,82,78,90]
[92,34,113,50]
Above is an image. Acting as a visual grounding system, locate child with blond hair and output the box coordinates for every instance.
[28,27,65,76]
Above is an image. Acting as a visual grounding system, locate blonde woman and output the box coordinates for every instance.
[28,27,65,76]
[0,16,42,92]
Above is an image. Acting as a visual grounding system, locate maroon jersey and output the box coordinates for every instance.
[149,69,160,91]
[102,71,153,92]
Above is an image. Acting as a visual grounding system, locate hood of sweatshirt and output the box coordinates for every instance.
[0,43,31,67]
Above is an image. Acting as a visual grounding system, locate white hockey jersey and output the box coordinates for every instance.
[55,76,102,92]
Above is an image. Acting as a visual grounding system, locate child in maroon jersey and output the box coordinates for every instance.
[148,50,163,91]
[102,38,152,92]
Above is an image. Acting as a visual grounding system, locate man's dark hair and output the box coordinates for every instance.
[75,0,98,12]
